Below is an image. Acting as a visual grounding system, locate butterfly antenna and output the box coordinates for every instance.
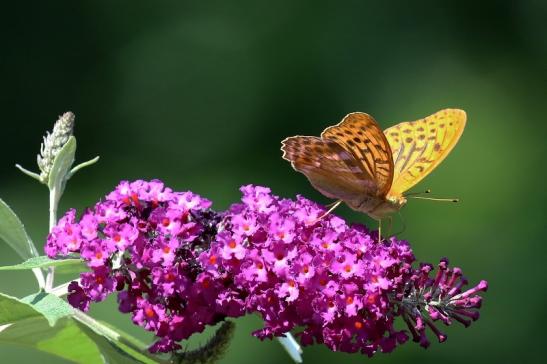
[404,189,432,197]
[407,196,459,203]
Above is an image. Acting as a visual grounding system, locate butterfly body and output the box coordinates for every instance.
[281,109,466,220]
[347,194,407,220]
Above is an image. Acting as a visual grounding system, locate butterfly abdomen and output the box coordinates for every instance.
[346,194,406,220]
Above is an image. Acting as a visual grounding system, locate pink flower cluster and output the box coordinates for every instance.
[46,180,487,355]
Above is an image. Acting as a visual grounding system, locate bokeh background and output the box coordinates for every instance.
[1,1,545,363]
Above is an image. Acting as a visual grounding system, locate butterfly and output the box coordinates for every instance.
[281,108,466,226]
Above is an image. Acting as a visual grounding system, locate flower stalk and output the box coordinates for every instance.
[45,186,61,291]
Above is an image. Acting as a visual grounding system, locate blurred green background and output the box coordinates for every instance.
[1,1,545,363]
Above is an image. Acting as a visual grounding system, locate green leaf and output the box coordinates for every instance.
[21,292,73,326]
[68,156,100,178]
[0,198,39,260]
[14,163,42,182]
[0,293,159,364]
[0,256,84,271]
[0,316,103,364]
[48,136,76,194]
[75,320,159,364]
[0,293,40,325]
[1,292,73,328]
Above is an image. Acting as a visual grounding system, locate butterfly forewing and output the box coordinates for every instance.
[321,112,394,196]
[281,136,379,202]
[384,109,466,195]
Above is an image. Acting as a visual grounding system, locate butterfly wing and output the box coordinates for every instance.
[321,112,394,197]
[384,108,466,195]
[281,136,380,201]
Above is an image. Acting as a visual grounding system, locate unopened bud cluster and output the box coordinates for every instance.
[37,112,75,182]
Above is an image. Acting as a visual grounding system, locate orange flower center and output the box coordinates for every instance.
[319,278,327,286]
[354,321,363,329]
[145,307,156,318]
[131,193,140,207]
[209,255,217,265]
[164,273,175,282]
[228,240,237,249]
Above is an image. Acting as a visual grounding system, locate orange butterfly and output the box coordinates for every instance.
[281,109,466,234]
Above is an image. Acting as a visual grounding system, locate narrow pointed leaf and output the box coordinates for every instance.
[0,256,84,271]
[0,198,39,260]
[14,164,42,182]
[48,136,76,194]
[68,156,100,178]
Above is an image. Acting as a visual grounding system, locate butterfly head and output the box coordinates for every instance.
[386,194,407,208]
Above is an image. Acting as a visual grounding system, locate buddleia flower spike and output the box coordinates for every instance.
[47,180,488,359]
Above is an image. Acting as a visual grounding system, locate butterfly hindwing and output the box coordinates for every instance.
[321,112,394,196]
[384,108,466,195]
[281,136,380,202]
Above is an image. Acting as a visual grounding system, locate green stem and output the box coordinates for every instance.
[45,187,59,291]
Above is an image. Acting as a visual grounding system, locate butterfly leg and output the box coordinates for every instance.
[384,215,393,240]
[377,219,382,243]
[324,200,341,208]
[392,211,407,236]
[313,200,342,223]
